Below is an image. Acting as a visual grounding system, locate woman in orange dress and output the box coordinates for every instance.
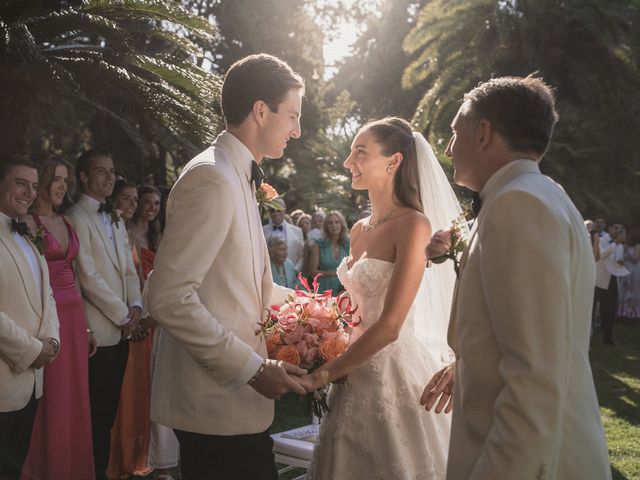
[106,182,157,479]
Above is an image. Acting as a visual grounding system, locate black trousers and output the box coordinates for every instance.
[0,393,38,480]
[595,275,619,342]
[88,340,129,480]
[174,428,278,480]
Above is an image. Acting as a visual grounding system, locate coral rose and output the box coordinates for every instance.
[265,332,282,357]
[319,331,349,362]
[260,182,278,200]
[275,345,301,366]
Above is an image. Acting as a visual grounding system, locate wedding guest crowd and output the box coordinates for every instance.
[586,215,639,345]
[0,150,184,480]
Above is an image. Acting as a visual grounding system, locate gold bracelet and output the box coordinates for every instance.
[248,362,266,385]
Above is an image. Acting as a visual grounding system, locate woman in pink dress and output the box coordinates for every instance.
[20,156,96,480]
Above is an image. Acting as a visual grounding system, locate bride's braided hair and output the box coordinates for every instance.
[363,117,423,214]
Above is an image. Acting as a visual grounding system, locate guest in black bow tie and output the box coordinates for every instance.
[0,156,60,480]
[66,150,142,480]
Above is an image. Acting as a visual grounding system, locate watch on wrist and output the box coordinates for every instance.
[49,338,60,355]
[248,362,266,385]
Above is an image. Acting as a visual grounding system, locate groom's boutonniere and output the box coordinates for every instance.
[256,182,284,213]
[11,220,47,255]
[429,215,468,277]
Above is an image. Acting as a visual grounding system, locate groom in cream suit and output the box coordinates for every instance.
[0,157,59,479]
[423,77,611,479]
[66,150,142,480]
[147,54,307,480]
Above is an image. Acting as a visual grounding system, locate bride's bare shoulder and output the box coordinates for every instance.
[350,218,368,239]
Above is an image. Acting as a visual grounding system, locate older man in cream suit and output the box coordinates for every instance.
[422,76,611,480]
[66,150,141,480]
[147,54,307,480]
[0,158,59,479]
[263,198,305,271]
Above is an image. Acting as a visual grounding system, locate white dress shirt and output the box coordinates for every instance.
[1,212,42,300]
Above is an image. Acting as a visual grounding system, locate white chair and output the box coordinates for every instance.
[272,423,319,480]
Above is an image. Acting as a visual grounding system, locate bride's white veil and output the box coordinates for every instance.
[412,132,467,359]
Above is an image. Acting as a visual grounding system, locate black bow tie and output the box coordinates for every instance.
[471,192,482,217]
[250,160,264,189]
[11,218,29,236]
[273,224,283,231]
[98,202,113,214]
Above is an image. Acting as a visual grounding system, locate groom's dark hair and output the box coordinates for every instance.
[221,54,305,126]
[463,75,559,156]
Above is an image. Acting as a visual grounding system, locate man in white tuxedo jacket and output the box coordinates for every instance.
[147,54,306,480]
[423,76,611,479]
[263,198,305,271]
[66,150,142,480]
[594,222,628,344]
[0,158,59,479]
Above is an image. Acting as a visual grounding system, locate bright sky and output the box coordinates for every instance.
[323,23,359,78]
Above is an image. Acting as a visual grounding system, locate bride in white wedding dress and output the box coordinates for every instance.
[298,117,466,480]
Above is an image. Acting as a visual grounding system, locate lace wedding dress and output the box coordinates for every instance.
[308,257,453,480]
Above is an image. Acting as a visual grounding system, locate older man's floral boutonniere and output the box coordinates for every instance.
[429,215,469,277]
[11,220,47,255]
[256,182,284,214]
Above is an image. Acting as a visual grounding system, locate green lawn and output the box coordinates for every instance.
[590,320,640,480]
[135,320,640,479]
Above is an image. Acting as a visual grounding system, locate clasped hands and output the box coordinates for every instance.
[249,359,309,400]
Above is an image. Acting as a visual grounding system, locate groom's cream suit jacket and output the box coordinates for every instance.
[447,160,611,480]
[67,194,142,347]
[147,132,288,435]
[0,214,59,411]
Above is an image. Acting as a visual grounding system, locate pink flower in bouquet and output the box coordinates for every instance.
[275,345,301,366]
[284,324,306,345]
[277,306,299,332]
[297,333,321,368]
[304,302,336,323]
[319,331,349,362]
[308,315,338,336]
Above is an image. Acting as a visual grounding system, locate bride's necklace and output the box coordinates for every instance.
[364,208,396,232]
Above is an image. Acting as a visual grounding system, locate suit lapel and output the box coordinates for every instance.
[113,225,127,276]
[224,142,263,305]
[79,199,120,269]
[0,225,42,316]
[447,219,479,351]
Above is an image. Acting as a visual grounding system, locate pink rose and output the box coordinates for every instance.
[284,324,305,345]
